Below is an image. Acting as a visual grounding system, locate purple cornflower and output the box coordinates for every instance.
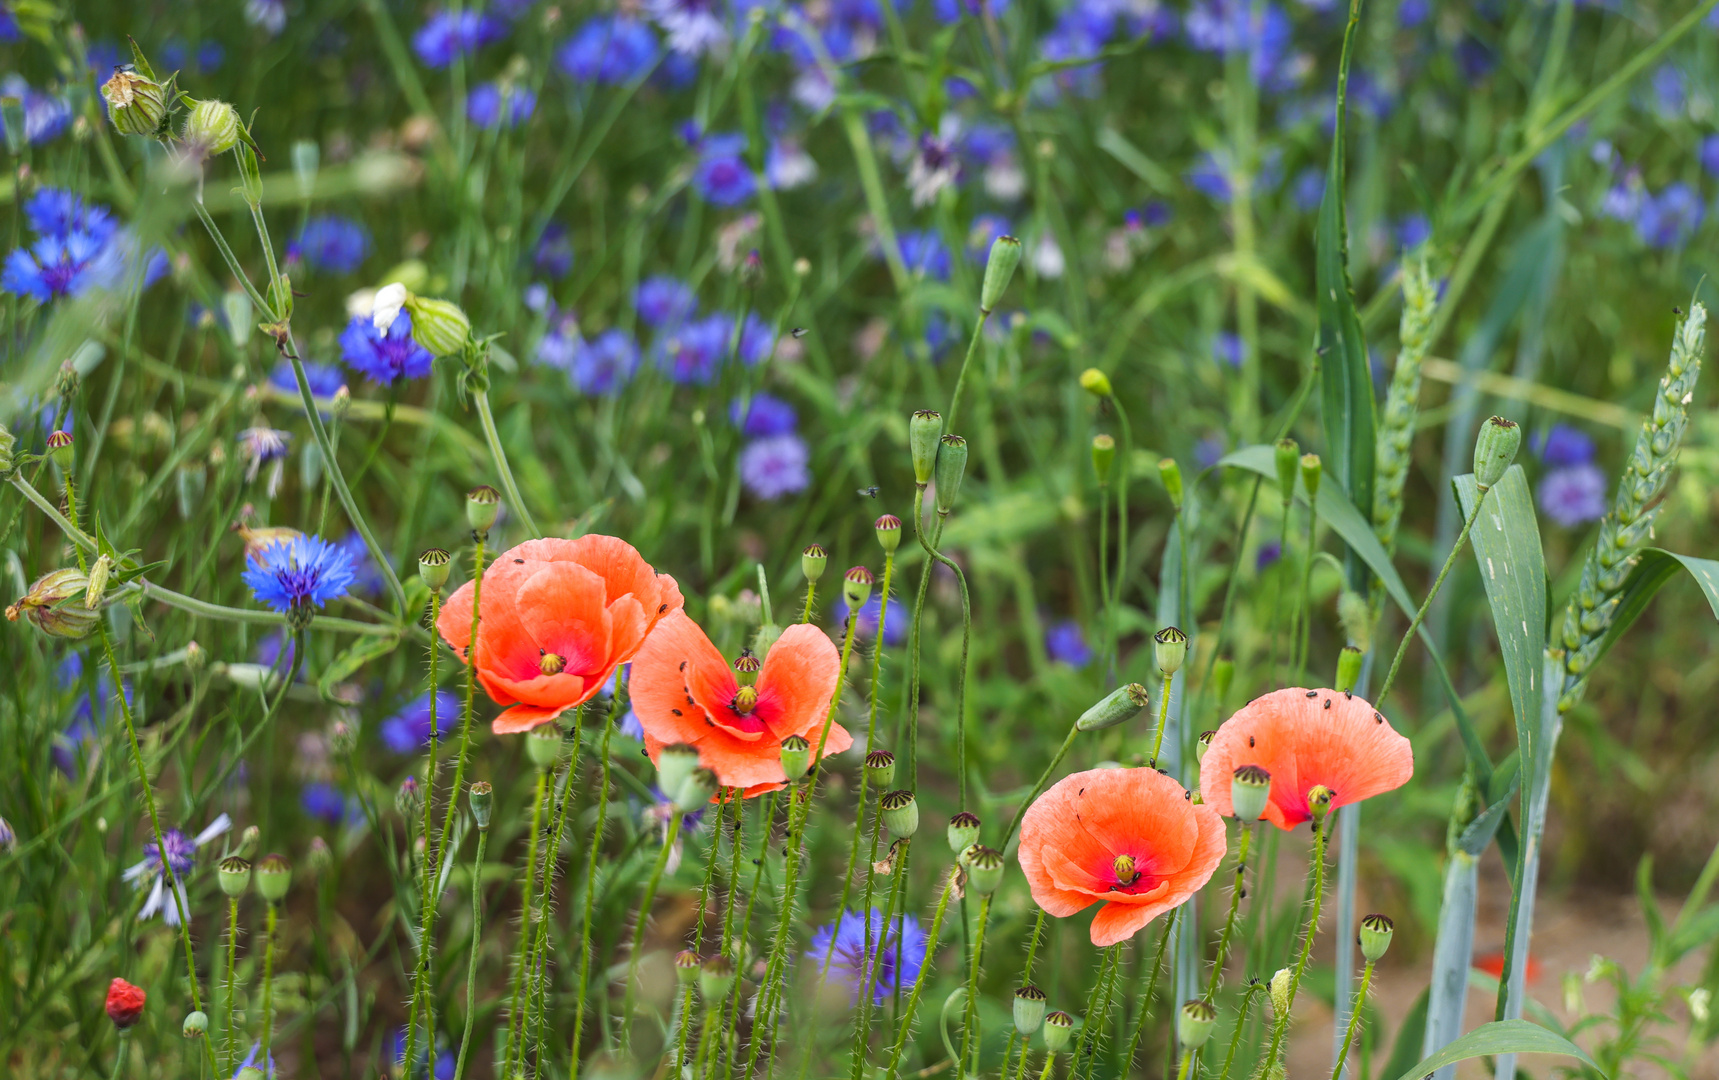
[535,223,575,279]
[1291,167,1324,212]
[254,631,297,672]
[644,0,728,56]
[693,133,758,206]
[295,216,370,274]
[380,691,461,754]
[385,1025,456,1079]
[731,392,798,437]
[738,312,775,366]
[334,532,386,597]
[122,814,232,924]
[571,329,641,395]
[836,594,907,647]
[637,275,698,328]
[301,781,360,827]
[967,214,1013,259]
[413,10,506,68]
[1186,152,1233,202]
[3,232,122,302]
[0,5,19,42]
[1701,136,1719,180]
[1044,620,1092,666]
[657,314,731,385]
[1397,213,1431,250]
[1456,37,1494,81]
[1636,183,1703,249]
[54,652,131,776]
[739,434,810,500]
[273,359,345,399]
[467,82,536,129]
[235,1042,278,1079]
[535,314,581,372]
[1256,539,1282,569]
[557,17,661,85]
[806,908,927,1005]
[1194,435,1227,470]
[238,427,292,497]
[1531,424,1595,468]
[1213,332,1243,368]
[895,230,951,281]
[0,75,72,146]
[243,533,358,616]
[1538,464,1607,528]
[1397,0,1428,26]
[1184,0,1296,89]
[1652,64,1686,116]
[340,311,434,384]
[22,189,117,240]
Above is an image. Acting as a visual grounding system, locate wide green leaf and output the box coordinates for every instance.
[1586,548,1719,676]
[1386,1019,1597,1080]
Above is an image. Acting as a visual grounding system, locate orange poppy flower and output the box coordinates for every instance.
[630,610,849,796]
[1017,767,1226,947]
[436,536,684,734]
[1198,687,1414,830]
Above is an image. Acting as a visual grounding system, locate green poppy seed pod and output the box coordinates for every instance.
[801,544,828,582]
[980,235,1022,313]
[84,554,112,610]
[101,68,167,137]
[404,294,473,357]
[1268,968,1293,1017]
[947,811,981,854]
[218,856,251,898]
[526,727,564,771]
[675,950,701,986]
[1274,438,1300,505]
[675,767,719,811]
[47,430,74,470]
[419,548,451,591]
[934,435,968,514]
[183,99,241,154]
[466,485,501,535]
[1013,986,1048,1035]
[1335,645,1363,694]
[182,1010,209,1039]
[842,566,874,609]
[865,750,896,788]
[1307,784,1334,825]
[255,853,292,903]
[469,781,493,830]
[1042,1011,1075,1053]
[1195,731,1216,764]
[962,844,1006,895]
[1091,434,1116,484]
[779,735,811,780]
[1359,913,1394,962]
[733,649,762,685]
[1230,765,1272,822]
[395,775,423,818]
[1177,999,1217,1049]
[1473,416,1522,491]
[1076,682,1151,732]
[1299,454,1322,504]
[657,744,700,799]
[880,790,919,839]
[909,410,943,485]
[874,514,902,554]
[1079,367,1113,398]
[6,567,98,639]
[699,954,736,999]
[1154,626,1188,675]
[1212,657,1235,706]
[1158,457,1183,512]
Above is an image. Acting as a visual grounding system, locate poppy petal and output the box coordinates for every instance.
[755,624,842,741]
[515,562,613,676]
[493,701,575,734]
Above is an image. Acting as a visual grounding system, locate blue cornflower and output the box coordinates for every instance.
[1652,64,1686,117]
[836,594,907,647]
[295,216,371,274]
[254,631,297,672]
[895,230,951,281]
[414,10,506,68]
[242,533,358,617]
[644,0,728,56]
[535,223,575,279]
[806,908,927,1005]
[272,359,345,399]
[1213,332,1242,368]
[1455,37,1494,81]
[766,138,818,190]
[340,311,434,384]
[657,314,731,385]
[22,189,117,241]
[1636,183,1703,249]
[571,329,641,395]
[693,133,758,206]
[1539,464,1607,528]
[385,1025,456,1079]
[467,82,536,129]
[1397,213,1431,251]
[0,4,19,42]
[738,312,775,366]
[334,532,386,597]
[3,232,122,302]
[731,392,798,437]
[1397,0,1428,26]
[1700,135,1719,180]
[1194,434,1227,470]
[557,17,661,85]
[637,275,698,328]
[238,427,292,497]
[1290,167,1324,212]
[932,0,1012,21]
[1184,0,1296,89]
[1257,539,1283,570]
[380,691,461,754]
[53,652,130,776]
[123,815,232,924]
[301,782,360,827]
[738,434,810,500]
[1532,424,1595,468]
[1044,619,1092,666]
[0,75,72,146]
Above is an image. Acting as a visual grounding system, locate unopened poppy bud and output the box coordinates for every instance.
[909,410,943,485]
[1335,645,1363,693]
[419,548,451,591]
[404,294,473,357]
[1299,454,1322,504]
[962,844,1005,895]
[305,836,332,875]
[947,811,981,854]
[466,486,500,535]
[469,781,493,830]
[657,744,700,798]
[101,68,167,137]
[1268,968,1292,1017]
[1306,784,1334,825]
[1154,626,1187,675]
[1043,1011,1074,1052]
[395,775,423,817]
[1092,434,1115,484]
[1274,438,1299,504]
[1359,913,1394,961]
[1079,367,1113,398]
[1177,999,1217,1049]
[699,954,736,999]
[7,567,98,639]
[865,750,896,788]
[47,429,74,470]
[182,1009,209,1038]
[779,734,811,780]
[84,554,112,610]
[1013,985,1048,1034]
[256,853,292,902]
[1076,682,1150,732]
[843,566,874,608]
[218,856,251,898]
[675,950,701,985]
[1196,731,1216,764]
[105,977,147,1029]
[183,98,242,154]
[1231,765,1272,822]
[1473,416,1521,491]
[801,544,828,582]
[980,235,1022,313]
[526,726,564,771]
[875,514,902,554]
[934,435,968,514]
[675,767,719,811]
[1159,457,1183,511]
[880,790,919,839]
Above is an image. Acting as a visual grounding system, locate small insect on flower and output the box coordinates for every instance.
[123,814,232,925]
[241,533,358,629]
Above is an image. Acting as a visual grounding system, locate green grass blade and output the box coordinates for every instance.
[1583,548,1719,676]
[1393,1020,1597,1080]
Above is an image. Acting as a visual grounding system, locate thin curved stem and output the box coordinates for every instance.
[1375,494,1488,705]
[1148,670,1174,766]
[569,703,617,1079]
[618,810,683,1055]
[1204,824,1253,1000]
[1002,722,1079,850]
[1215,985,1262,1080]
[958,894,993,1074]
[472,387,543,539]
[1264,822,1330,1069]
[260,901,279,1068]
[919,516,972,808]
[452,826,489,1080]
[436,537,487,883]
[404,589,443,1073]
[224,897,241,1074]
[946,310,991,434]
[504,769,550,1074]
[1330,960,1375,1080]
[1120,912,1178,1076]
[883,868,957,1080]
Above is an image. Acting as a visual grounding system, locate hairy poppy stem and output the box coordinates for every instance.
[1329,959,1374,1080]
[505,768,550,1073]
[1265,821,1329,1069]
[618,807,684,1056]
[1375,491,1489,706]
[718,792,777,1080]
[1069,943,1122,1080]
[525,724,584,1063]
[1119,910,1177,1076]
[958,894,993,1073]
[801,579,816,625]
[883,866,958,1080]
[1002,909,1048,1080]
[1267,506,1292,686]
[437,536,487,893]
[570,704,618,1080]
[905,484,933,787]
[224,897,241,1074]
[404,587,443,1075]
[1293,489,1317,677]
[1205,823,1254,999]
[452,824,489,1080]
[260,900,279,1069]
[1176,1049,1194,1080]
[1215,983,1262,1080]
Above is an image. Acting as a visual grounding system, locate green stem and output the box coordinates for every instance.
[108,1029,129,1080]
[224,897,241,1075]
[1268,506,1292,686]
[801,580,816,625]
[1111,394,1133,668]
[1204,824,1253,1000]
[569,705,617,1079]
[1097,482,1113,680]
[452,825,490,1080]
[1177,1050,1194,1080]
[847,818,891,1079]
[505,769,550,1074]
[525,732,583,1065]
[1119,912,1177,1075]
[1148,670,1174,766]
[1215,985,1262,1080]
[1330,960,1375,1080]
[919,517,973,809]
[946,310,991,434]
[958,895,994,1074]
[1069,944,1121,1080]
[405,589,443,1074]
[436,537,488,886]
[473,387,544,539]
[1002,909,1049,1080]
[260,901,279,1068]
[1295,496,1317,678]
[1002,722,1080,849]
[1374,492,1488,705]
[619,809,684,1055]
[1264,821,1330,1069]
[883,868,958,1080]
[719,791,777,1080]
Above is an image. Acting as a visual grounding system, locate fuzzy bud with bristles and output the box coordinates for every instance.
[305,836,332,875]
[909,410,943,485]
[947,811,981,854]
[1359,913,1394,962]
[1076,682,1150,732]
[801,544,827,582]
[1177,999,1217,1049]
[7,568,98,639]
[1335,646,1363,694]
[1154,626,1187,675]
[980,235,1022,313]
[1268,968,1292,1017]
[1043,1011,1074,1052]
[183,99,241,154]
[1473,416,1521,491]
[395,775,423,818]
[218,856,251,898]
[1013,986,1048,1034]
[1230,765,1272,822]
[1092,434,1115,484]
[934,435,968,514]
[255,853,292,903]
[675,950,701,985]
[469,781,493,830]
[779,735,811,780]
[419,548,451,591]
[404,294,473,357]
[842,566,874,608]
[961,844,1005,895]
[1079,368,1113,397]
[875,514,901,554]
[880,790,919,839]
[865,750,896,788]
[465,486,500,535]
[699,954,736,999]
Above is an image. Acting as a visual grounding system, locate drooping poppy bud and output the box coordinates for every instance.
[1013,985,1048,1034]
[1075,682,1150,732]
[675,767,719,811]
[1042,1011,1074,1053]
[1079,367,1113,398]
[801,544,828,582]
[1473,416,1521,491]
[526,726,564,771]
[934,435,968,514]
[1268,968,1293,1017]
[465,486,501,535]
[1177,999,1217,1049]
[1230,765,1272,822]
[880,790,919,839]
[1359,913,1394,962]
[980,235,1022,313]
[779,735,811,780]
[419,548,451,591]
[909,410,943,485]
[875,514,901,554]
[1154,627,1188,675]
[105,977,147,1029]
[699,954,736,999]
[946,811,980,854]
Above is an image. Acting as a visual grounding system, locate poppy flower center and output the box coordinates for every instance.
[731,685,759,714]
[540,652,566,676]
[1112,854,1139,887]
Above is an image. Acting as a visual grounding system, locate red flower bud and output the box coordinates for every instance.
[106,977,146,1029]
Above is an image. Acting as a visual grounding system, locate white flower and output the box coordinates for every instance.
[122,814,232,925]
[371,282,409,332]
